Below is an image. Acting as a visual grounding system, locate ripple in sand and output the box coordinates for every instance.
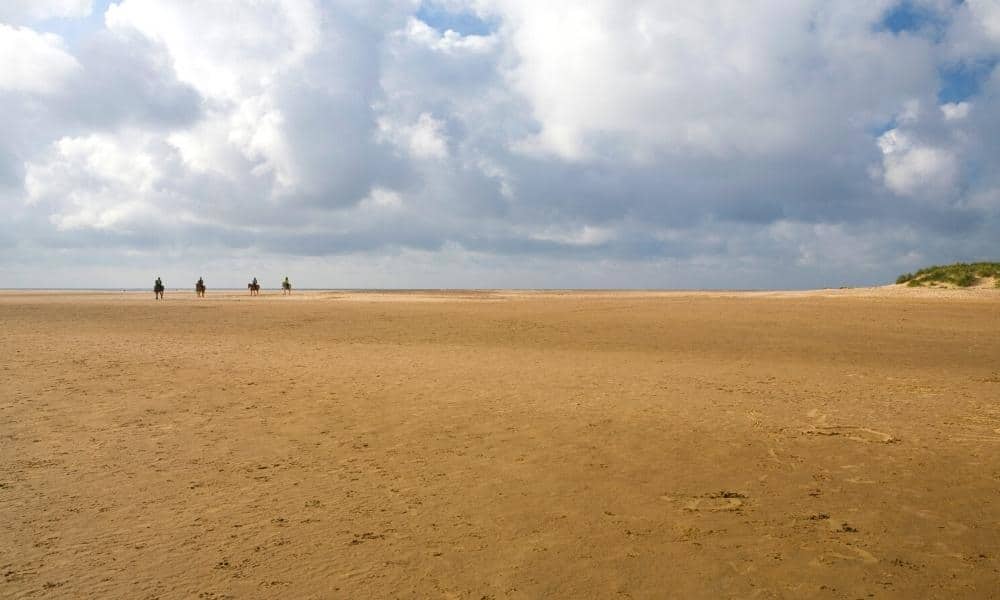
[804,426,896,443]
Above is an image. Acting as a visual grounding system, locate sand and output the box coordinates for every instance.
[2,288,999,598]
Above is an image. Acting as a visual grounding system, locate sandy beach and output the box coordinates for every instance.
[2,289,999,599]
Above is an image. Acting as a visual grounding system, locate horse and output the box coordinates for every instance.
[282,280,292,295]
[195,281,206,297]
[154,282,165,300]
[248,281,261,296]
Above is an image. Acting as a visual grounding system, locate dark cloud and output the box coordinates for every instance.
[63,30,204,128]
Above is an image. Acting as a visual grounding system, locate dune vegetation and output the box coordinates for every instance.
[895,262,1000,288]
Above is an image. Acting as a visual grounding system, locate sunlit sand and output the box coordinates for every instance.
[3,289,999,598]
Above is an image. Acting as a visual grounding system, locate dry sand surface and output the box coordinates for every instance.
[2,288,1000,599]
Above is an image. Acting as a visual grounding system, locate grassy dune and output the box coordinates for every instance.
[896,262,1000,288]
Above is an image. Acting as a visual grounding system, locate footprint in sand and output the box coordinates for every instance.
[810,545,878,566]
[806,409,829,426]
[683,491,747,512]
[805,426,896,443]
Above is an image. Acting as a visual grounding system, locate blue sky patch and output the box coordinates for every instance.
[939,59,998,103]
[416,3,497,36]
[877,0,951,36]
[35,0,117,48]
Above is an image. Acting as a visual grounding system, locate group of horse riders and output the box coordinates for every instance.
[153,276,291,299]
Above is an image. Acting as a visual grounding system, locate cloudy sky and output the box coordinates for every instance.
[2,0,999,289]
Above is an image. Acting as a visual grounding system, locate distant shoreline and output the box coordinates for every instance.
[1,286,997,300]
[0,287,802,292]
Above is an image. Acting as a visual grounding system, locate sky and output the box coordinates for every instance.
[1,0,999,289]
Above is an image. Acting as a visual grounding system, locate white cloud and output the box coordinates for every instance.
[941,101,971,121]
[25,133,173,231]
[105,0,321,100]
[0,0,92,22]
[167,118,247,178]
[530,224,615,246]
[943,0,1000,58]
[377,112,450,159]
[877,129,958,197]
[482,0,920,161]
[404,16,497,53]
[360,187,404,210]
[104,0,329,192]
[968,0,1000,41]
[0,25,80,94]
